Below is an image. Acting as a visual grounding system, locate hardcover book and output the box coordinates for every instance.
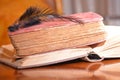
[8,7,106,56]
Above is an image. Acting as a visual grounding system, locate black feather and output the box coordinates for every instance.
[19,7,40,21]
[8,24,19,32]
[8,6,83,32]
[23,18,41,27]
[52,14,83,23]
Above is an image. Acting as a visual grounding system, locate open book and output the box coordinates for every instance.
[0,26,120,69]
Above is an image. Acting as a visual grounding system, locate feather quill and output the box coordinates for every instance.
[8,6,83,32]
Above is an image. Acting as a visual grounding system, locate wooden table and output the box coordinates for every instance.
[0,59,120,80]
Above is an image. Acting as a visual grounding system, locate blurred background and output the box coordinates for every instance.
[49,0,120,26]
[0,0,120,46]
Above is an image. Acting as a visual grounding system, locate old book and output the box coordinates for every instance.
[0,45,92,69]
[0,26,119,69]
[0,45,93,69]
[8,11,106,56]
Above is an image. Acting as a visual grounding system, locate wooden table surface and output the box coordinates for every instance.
[0,59,120,80]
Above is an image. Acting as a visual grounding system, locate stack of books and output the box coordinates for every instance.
[0,26,120,69]
[1,11,120,69]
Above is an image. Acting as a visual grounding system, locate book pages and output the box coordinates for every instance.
[93,26,120,58]
[0,45,92,69]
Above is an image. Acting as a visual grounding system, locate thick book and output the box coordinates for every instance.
[8,12,106,56]
[0,26,120,69]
